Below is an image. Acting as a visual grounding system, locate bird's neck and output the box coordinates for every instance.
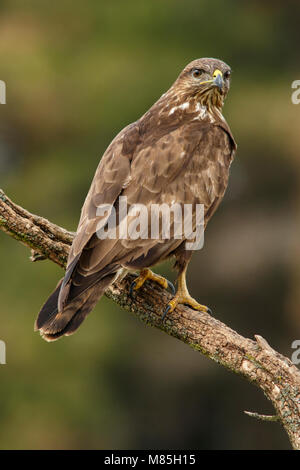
[153,88,225,124]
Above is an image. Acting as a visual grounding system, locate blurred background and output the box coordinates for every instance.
[0,0,300,450]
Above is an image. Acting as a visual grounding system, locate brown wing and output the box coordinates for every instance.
[67,123,137,266]
[59,119,235,309]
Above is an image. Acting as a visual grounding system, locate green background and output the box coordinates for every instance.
[1,0,300,449]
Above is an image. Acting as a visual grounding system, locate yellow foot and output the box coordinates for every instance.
[130,269,175,296]
[163,293,211,320]
[162,267,212,320]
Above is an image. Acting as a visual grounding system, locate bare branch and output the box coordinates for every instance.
[0,189,73,267]
[244,411,280,422]
[1,188,300,449]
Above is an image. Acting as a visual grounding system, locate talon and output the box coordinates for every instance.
[129,281,136,297]
[167,280,175,295]
[207,307,212,315]
[162,305,171,321]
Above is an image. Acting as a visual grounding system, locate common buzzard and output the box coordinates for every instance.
[36,57,237,341]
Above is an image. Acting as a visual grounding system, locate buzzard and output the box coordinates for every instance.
[36,57,237,341]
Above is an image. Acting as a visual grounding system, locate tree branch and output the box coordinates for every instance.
[1,188,300,449]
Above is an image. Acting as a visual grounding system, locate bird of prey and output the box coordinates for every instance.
[35,57,237,341]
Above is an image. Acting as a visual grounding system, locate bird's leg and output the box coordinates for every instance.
[130,268,175,296]
[163,265,211,320]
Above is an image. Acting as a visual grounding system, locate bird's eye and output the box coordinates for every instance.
[224,70,231,79]
[192,68,206,78]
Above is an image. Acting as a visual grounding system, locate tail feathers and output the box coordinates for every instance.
[35,273,117,342]
[35,278,63,331]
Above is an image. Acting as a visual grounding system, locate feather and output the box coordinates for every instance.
[35,57,236,340]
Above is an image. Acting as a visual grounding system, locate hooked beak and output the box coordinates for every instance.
[199,69,224,91]
[213,69,223,91]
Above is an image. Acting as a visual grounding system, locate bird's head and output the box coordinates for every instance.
[175,58,232,110]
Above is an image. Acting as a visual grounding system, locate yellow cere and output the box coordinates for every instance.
[213,69,223,78]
